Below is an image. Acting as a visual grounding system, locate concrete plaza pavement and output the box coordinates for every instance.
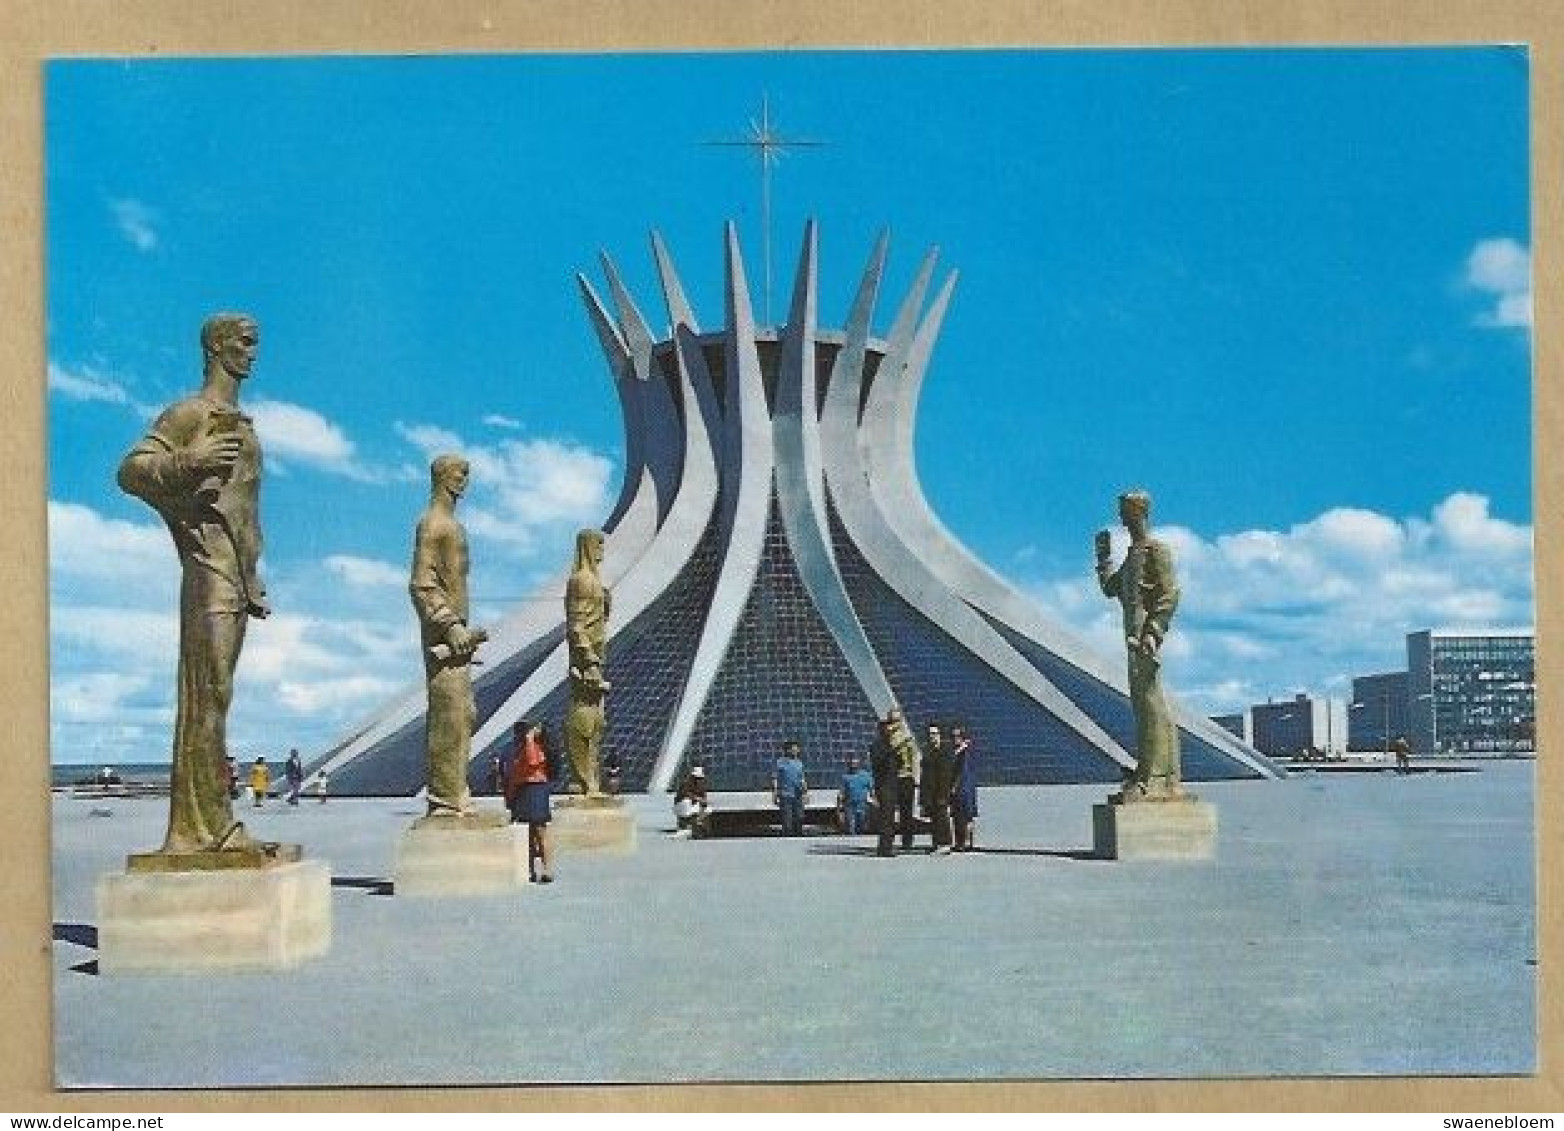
[51,762,1535,1087]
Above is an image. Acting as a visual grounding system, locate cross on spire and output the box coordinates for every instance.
[705,94,827,324]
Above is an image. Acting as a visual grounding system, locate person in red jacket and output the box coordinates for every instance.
[505,719,556,883]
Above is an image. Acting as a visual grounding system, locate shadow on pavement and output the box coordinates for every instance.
[968,846,1107,861]
[331,875,394,896]
[54,923,101,976]
[54,922,99,949]
[806,844,1108,861]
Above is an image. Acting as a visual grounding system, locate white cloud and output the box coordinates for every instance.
[48,363,131,406]
[275,675,402,714]
[48,501,174,590]
[52,606,178,662]
[1430,491,1532,555]
[50,599,415,761]
[1297,507,1404,561]
[247,398,389,482]
[1465,237,1532,329]
[51,672,155,724]
[483,414,523,430]
[324,554,406,589]
[395,421,463,453]
[111,198,159,252]
[1020,492,1533,715]
[249,398,353,464]
[395,421,615,558]
[47,499,424,763]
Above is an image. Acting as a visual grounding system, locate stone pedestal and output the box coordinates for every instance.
[551,794,637,853]
[394,809,528,896]
[97,858,331,974]
[1092,797,1217,861]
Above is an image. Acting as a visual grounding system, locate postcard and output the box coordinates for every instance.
[45,47,1534,1089]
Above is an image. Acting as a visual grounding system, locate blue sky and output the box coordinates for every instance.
[45,48,1533,764]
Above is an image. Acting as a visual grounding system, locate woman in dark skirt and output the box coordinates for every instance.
[505,719,556,882]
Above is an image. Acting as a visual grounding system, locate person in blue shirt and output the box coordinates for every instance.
[837,755,874,835]
[773,740,809,836]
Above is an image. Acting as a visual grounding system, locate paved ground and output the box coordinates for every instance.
[51,763,1535,1088]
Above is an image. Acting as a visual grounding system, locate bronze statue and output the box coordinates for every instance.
[117,313,270,854]
[410,454,488,815]
[1095,489,1184,801]
[564,528,610,794]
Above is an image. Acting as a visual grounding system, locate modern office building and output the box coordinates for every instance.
[1348,671,1411,752]
[1407,629,1535,756]
[1250,693,1329,758]
[316,224,1280,793]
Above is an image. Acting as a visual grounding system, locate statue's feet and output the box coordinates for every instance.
[424,789,474,819]
[156,821,280,857]
[1116,780,1187,804]
[1112,781,1148,805]
[212,821,252,850]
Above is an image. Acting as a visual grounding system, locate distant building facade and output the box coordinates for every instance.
[1251,693,1324,758]
[1407,629,1535,756]
[1348,671,1410,752]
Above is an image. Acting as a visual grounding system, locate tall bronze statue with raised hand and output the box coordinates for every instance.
[117,312,272,857]
[1096,489,1184,802]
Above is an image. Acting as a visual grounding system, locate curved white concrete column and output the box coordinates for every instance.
[821,239,1134,771]
[860,267,1276,775]
[649,224,776,790]
[324,221,1278,790]
[315,271,665,778]
[467,237,725,765]
[771,221,897,716]
[601,254,684,524]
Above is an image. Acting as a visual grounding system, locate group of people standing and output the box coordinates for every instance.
[866,709,979,857]
[757,712,979,852]
[222,749,326,806]
[666,714,979,851]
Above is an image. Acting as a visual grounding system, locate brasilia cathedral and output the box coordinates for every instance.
[318,222,1280,794]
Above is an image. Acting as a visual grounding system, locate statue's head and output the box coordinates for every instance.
[200,313,259,381]
[573,528,605,571]
[1117,489,1152,526]
[430,454,470,499]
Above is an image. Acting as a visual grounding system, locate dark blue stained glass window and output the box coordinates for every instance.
[685,491,881,792]
[827,502,1123,785]
[473,513,727,793]
[472,628,565,727]
[323,713,426,797]
[989,619,1260,781]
